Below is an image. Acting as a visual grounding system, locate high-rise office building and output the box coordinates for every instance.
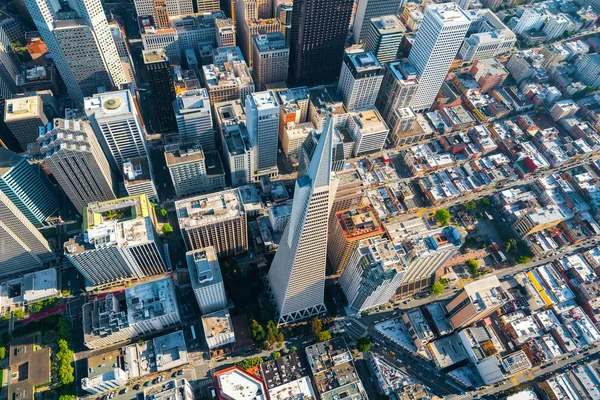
[143,50,177,133]
[24,0,127,105]
[36,119,117,214]
[407,3,471,112]
[327,205,385,276]
[252,33,289,91]
[245,91,279,181]
[165,142,225,197]
[375,61,419,137]
[235,0,280,68]
[386,218,463,297]
[347,108,389,156]
[0,147,58,227]
[277,2,293,46]
[176,188,248,256]
[445,276,507,329]
[365,15,405,64]
[267,118,335,324]
[202,48,255,105]
[133,0,195,19]
[64,194,167,287]
[187,246,229,314]
[0,189,54,277]
[122,157,158,202]
[338,50,384,111]
[4,95,49,151]
[575,54,600,89]
[353,0,404,44]
[339,237,407,313]
[512,8,543,35]
[84,90,148,173]
[0,17,20,106]
[288,0,354,85]
[174,89,214,149]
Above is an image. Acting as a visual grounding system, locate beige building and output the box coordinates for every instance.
[176,188,248,256]
[165,142,225,197]
[281,122,313,158]
[330,169,365,222]
[252,33,289,91]
[327,205,385,276]
[445,276,508,329]
[202,51,255,105]
[4,95,49,150]
[511,206,566,238]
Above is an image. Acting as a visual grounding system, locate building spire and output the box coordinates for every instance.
[305,116,334,189]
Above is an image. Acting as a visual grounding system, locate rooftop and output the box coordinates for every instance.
[336,205,384,240]
[84,90,134,118]
[142,49,169,64]
[176,188,245,229]
[349,109,388,134]
[4,96,43,122]
[165,142,204,166]
[215,367,266,400]
[202,309,233,340]
[427,2,472,25]
[260,351,308,390]
[186,247,223,289]
[463,275,506,312]
[123,157,152,185]
[345,50,383,72]
[371,15,405,34]
[253,32,288,52]
[125,278,179,325]
[248,91,279,111]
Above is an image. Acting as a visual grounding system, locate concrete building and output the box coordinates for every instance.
[252,33,289,90]
[347,108,389,156]
[246,91,279,181]
[82,368,128,395]
[64,194,166,287]
[215,366,267,400]
[277,2,293,45]
[133,0,194,20]
[365,15,405,64]
[0,268,59,312]
[338,50,384,111]
[187,247,228,314]
[287,0,354,85]
[281,122,313,160]
[0,189,53,277]
[550,100,580,121]
[267,119,335,324]
[470,59,509,93]
[202,50,255,105]
[143,50,177,133]
[174,89,214,149]
[400,2,424,31]
[327,205,385,275]
[234,0,280,68]
[575,53,600,88]
[408,3,472,111]
[387,218,462,296]
[176,188,248,256]
[353,0,404,44]
[513,8,544,34]
[24,0,127,105]
[458,9,516,62]
[0,147,57,228]
[122,157,158,202]
[201,309,235,349]
[512,206,567,238]
[145,379,196,400]
[4,95,48,151]
[276,86,310,135]
[37,119,117,214]
[376,61,419,136]
[165,142,224,197]
[82,278,181,349]
[445,275,507,329]
[543,13,570,40]
[340,238,407,313]
[84,90,148,172]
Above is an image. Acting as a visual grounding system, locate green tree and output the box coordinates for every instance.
[316,331,331,342]
[159,207,168,217]
[29,302,43,313]
[479,197,491,207]
[432,281,445,295]
[463,200,477,211]
[290,346,297,353]
[356,337,371,353]
[466,259,479,276]
[236,357,263,369]
[250,320,266,342]
[13,309,25,320]
[58,396,77,400]
[0,346,5,359]
[271,351,281,360]
[435,209,451,226]
[56,339,74,386]
[311,317,322,335]
[277,332,284,345]
[161,223,173,235]
[517,256,530,264]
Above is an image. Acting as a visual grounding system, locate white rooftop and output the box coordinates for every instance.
[216,368,265,400]
[176,188,245,229]
[125,278,179,325]
[84,90,134,119]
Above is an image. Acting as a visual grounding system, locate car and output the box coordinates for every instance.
[109,393,115,399]
[177,369,184,376]
[172,371,178,377]
[160,375,165,382]
[134,384,141,390]
[101,396,108,400]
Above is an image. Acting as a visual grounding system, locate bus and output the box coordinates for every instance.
[190,325,197,341]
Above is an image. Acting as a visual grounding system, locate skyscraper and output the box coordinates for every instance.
[277,2,293,46]
[187,247,229,314]
[4,95,49,151]
[84,90,148,173]
[37,119,118,214]
[143,50,177,133]
[0,189,54,277]
[235,0,280,68]
[24,0,127,105]
[337,50,384,111]
[288,0,354,85]
[267,118,336,324]
[0,147,58,227]
[245,91,279,181]
[174,89,214,149]
[407,3,471,112]
[353,0,404,44]
[365,15,405,64]
[133,0,195,20]
[375,61,419,135]
[252,33,289,91]
[64,194,167,287]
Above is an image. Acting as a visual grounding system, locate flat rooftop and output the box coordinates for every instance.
[248,91,278,111]
[143,49,169,64]
[350,109,387,133]
[463,275,506,312]
[123,156,152,185]
[84,90,134,118]
[261,351,308,390]
[186,247,223,289]
[165,142,204,166]
[371,15,405,34]
[176,188,244,229]
[125,278,178,325]
[346,51,383,72]
[336,205,384,239]
[427,2,473,25]
[4,95,42,122]
[215,367,265,400]
[202,309,233,340]
[429,334,469,368]
[254,32,288,52]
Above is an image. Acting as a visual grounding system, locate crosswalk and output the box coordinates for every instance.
[345,317,368,341]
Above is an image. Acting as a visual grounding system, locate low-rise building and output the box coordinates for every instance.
[145,379,196,400]
[214,366,266,400]
[202,309,235,350]
[0,268,59,312]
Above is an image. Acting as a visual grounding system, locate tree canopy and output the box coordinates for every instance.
[357,337,371,353]
[435,209,451,226]
[316,331,331,342]
[432,281,445,295]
